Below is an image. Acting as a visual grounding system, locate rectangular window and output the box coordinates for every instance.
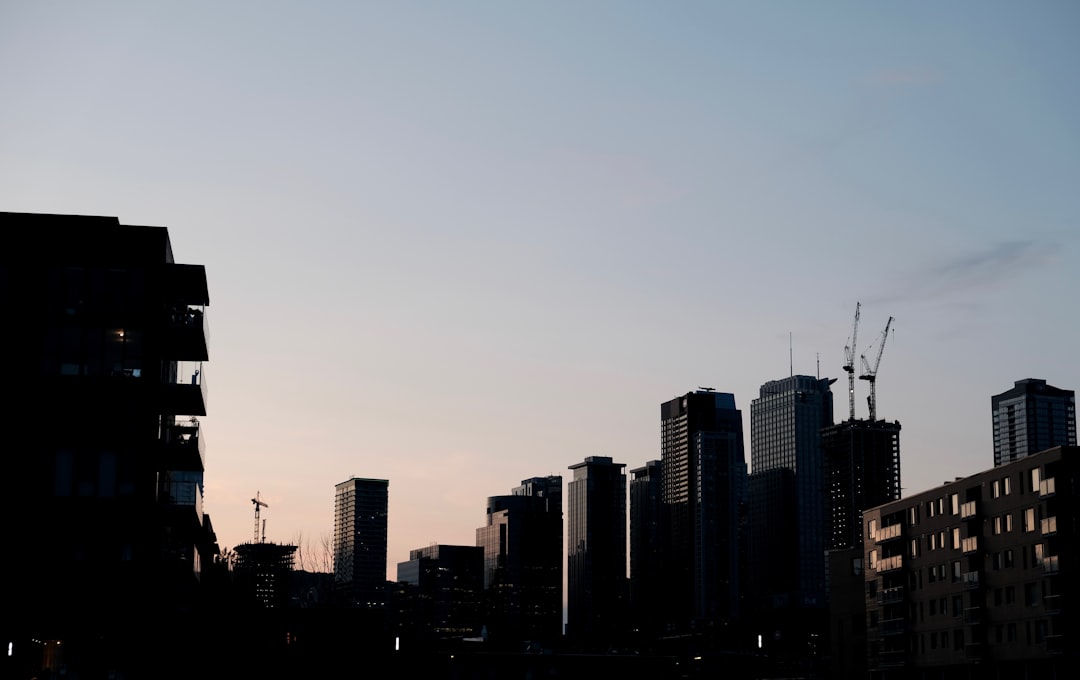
[1004,476,1012,495]
[1004,549,1014,568]
[951,493,959,515]
[1031,468,1041,492]
[1005,513,1013,532]
[911,539,919,558]
[994,516,1003,535]
[952,527,961,549]
[992,480,1001,498]
[909,505,919,525]
[868,518,877,540]
[1024,508,1036,532]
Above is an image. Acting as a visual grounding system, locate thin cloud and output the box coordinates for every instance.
[868,240,1056,305]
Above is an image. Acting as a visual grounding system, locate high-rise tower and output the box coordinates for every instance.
[748,375,835,652]
[333,477,389,609]
[629,459,663,635]
[567,456,627,643]
[660,390,746,633]
[992,378,1076,466]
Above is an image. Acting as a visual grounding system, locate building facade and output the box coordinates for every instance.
[333,477,390,609]
[863,446,1079,679]
[0,212,218,677]
[476,475,563,647]
[660,390,747,634]
[567,456,627,644]
[824,418,902,551]
[992,379,1076,467]
[395,544,485,645]
[629,459,664,636]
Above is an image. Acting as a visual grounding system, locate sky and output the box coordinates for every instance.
[2,1,1078,577]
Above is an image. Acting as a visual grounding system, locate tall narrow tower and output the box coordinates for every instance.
[333,477,389,609]
[660,390,746,633]
[567,456,627,643]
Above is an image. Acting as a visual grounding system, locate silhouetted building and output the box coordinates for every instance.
[476,475,563,647]
[233,542,298,609]
[993,379,1076,467]
[748,375,835,658]
[567,456,627,644]
[334,477,389,609]
[0,212,218,678]
[824,418,902,551]
[660,390,747,635]
[396,544,484,646]
[864,445,1079,678]
[629,459,664,637]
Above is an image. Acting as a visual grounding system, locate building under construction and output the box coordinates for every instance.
[823,418,902,551]
[233,542,298,609]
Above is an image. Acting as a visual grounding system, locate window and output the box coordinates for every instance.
[952,560,962,582]
[1004,549,1014,568]
[1025,582,1039,607]
[1005,586,1015,605]
[868,518,877,540]
[909,505,919,525]
[1005,513,1013,532]
[1024,508,1036,532]
[953,629,964,651]
[1031,468,1040,493]
[951,493,959,515]
[1004,476,1012,495]
[911,539,919,558]
[992,480,1001,498]
[952,527,961,549]
[994,516,1003,535]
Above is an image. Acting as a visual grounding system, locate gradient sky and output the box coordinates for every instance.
[3,1,1078,577]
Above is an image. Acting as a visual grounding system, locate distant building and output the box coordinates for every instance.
[629,459,663,636]
[863,445,1079,678]
[0,212,218,677]
[567,456,627,644]
[396,544,484,645]
[660,390,747,634]
[333,477,389,609]
[748,375,835,655]
[233,542,298,609]
[992,379,1076,467]
[476,475,563,647]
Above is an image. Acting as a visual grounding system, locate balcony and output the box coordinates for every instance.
[877,554,903,573]
[1041,516,1057,536]
[163,416,206,472]
[962,571,980,590]
[960,500,978,519]
[876,523,902,543]
[162,305,210,361]
[878,586,904,605]
[962,536,979,554]
[880,618,906,636]
[1043,555,1060,573]
[965,641,984,661]
[160,360,207,416]
[963,606,983,625]
[1044,593,1062,615]
[161,471,204,529]
[1039,477,1056,498]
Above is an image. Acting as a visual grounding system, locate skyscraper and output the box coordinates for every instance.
[748,375,835,652]
[660,390,746,633]
[1,212,218,676]
[992,378,1076,466]
[476,475,563,647]
[567,456,627,643]
[333,477,389,609]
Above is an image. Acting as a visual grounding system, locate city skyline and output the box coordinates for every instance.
[2,1,1078,577]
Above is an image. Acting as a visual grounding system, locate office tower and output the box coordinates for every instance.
[396,544,485,645]
[660,390,747,633]
[0,212,218,677]
[748,375,835,652]
[567,456,627,643]
[334,477,390,609]
[476,475,563,647]
[992,378,1076,467]
[823,419,902,551]
[629,459,663,635]
[863,445,1078,678]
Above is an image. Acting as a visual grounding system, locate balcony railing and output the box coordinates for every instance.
[963,606,983,625]
[878,586,904,605]
[962,571,980,589]
[163,417,206,472]
[880,618,906,636]
[161,360,207,416]
[961,501,978,519]
[1039,477,1056,498]
[1041,516,1057,536]
[163,478,204,526]
[164,304,210,361]
[876,523,902,542]
[877,554,903,573]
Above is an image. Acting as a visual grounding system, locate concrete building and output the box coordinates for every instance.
[567,456,627,644]
[992,379,1075,467]
[0,212,218,678]
[863,445,1079,678]
[333,477,389,609]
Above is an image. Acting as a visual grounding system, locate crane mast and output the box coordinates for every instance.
[252,491,269,544]
[842,302,861,421]
[859,316,894,421]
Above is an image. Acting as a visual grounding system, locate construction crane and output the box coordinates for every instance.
[859,316,894,421]
[842,302,861,421]
[252,491,269,544]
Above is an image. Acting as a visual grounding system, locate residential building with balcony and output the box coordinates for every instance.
[863,445,1078,679]
[0,212,218,678]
